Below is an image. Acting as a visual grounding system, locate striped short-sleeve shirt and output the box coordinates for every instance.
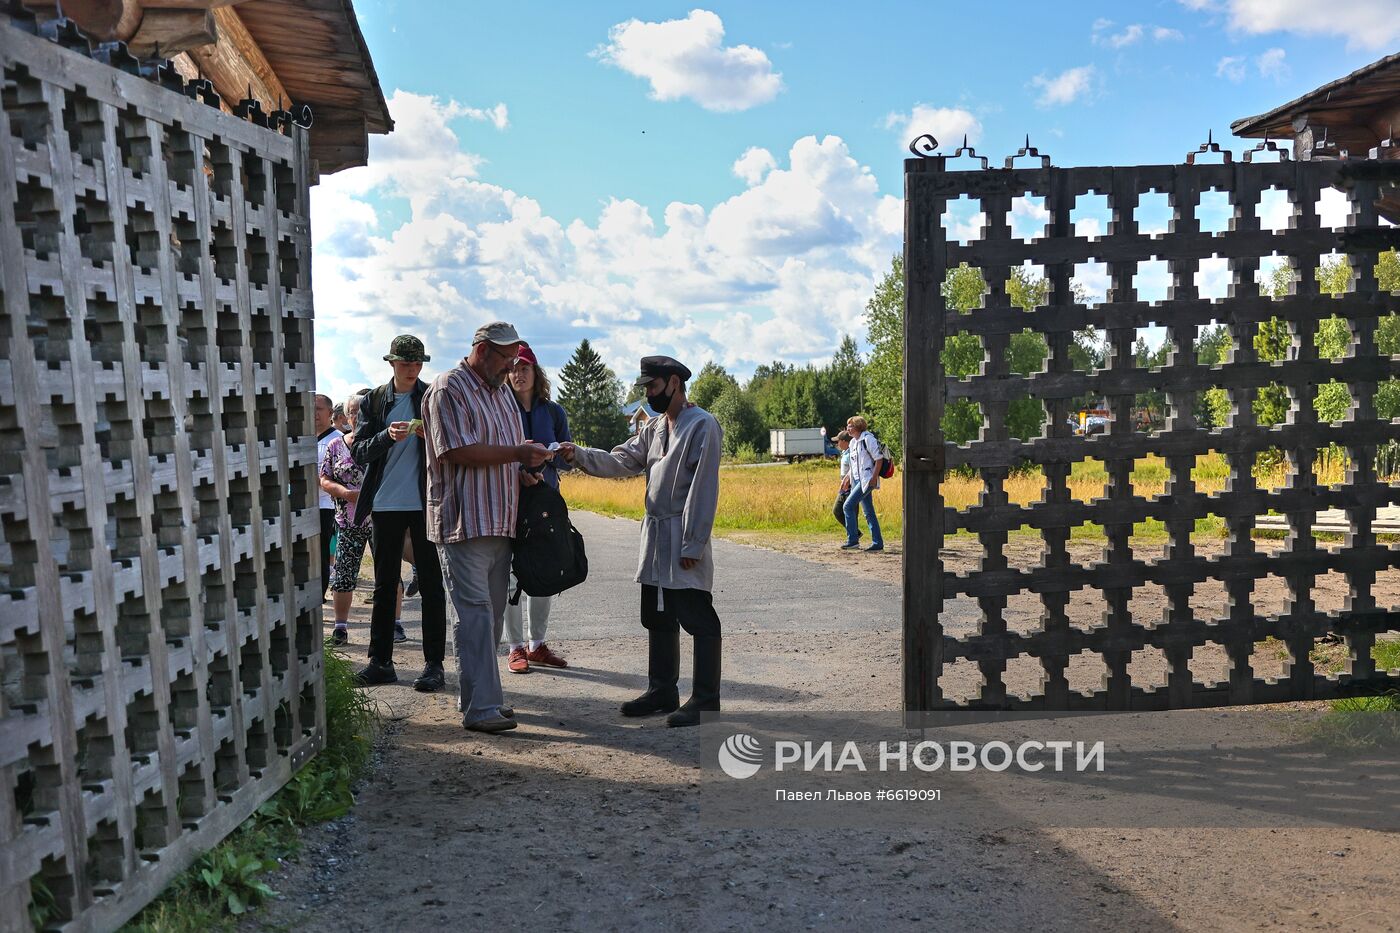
[422,360,524,544]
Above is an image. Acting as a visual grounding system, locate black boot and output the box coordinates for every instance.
[621,628,680,716]
[667,636,721,727]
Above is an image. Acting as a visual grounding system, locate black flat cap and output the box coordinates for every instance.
[634,355,692,386]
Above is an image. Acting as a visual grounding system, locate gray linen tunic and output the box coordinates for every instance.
[572,406,722,593]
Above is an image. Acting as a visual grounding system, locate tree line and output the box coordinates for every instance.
[553,335,867,458]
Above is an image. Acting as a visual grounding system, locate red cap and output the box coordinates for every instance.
[515,344,538,366]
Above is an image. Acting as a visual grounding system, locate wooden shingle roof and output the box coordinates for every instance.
[234,0,392,173]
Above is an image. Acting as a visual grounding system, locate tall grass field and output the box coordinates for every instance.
[560,454,1356,542]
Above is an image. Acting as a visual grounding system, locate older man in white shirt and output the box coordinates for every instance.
[841,415,886,552]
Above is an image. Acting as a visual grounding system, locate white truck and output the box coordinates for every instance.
[769,427,834,461]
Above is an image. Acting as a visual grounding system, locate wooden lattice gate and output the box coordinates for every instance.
[0,25,322,930]
[903,136,1400,712]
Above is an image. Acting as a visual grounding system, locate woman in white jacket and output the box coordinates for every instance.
[841,416,885,552]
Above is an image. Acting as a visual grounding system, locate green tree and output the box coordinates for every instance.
[690,361,738,411]
[814,334,863,431]
[710,383,765,456]
[557,339,628,450]
[1196,324,1232,428]
[862,255,906,457]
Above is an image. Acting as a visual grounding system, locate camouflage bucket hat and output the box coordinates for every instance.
[384,334,430,363]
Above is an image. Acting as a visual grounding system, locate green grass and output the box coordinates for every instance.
[115,645,378,933]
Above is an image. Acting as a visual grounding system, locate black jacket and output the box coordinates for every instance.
[350,378,428,524]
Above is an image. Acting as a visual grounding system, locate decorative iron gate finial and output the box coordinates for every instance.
[1005,134,1051,169]
[909,134,940,158]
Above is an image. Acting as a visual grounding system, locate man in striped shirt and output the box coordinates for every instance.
[422,321,553,735]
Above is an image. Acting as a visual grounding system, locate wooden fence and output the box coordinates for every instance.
[903,138,1400,711]
[0,24,322,930]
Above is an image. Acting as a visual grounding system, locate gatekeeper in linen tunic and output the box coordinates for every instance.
[422,321,552,735]
[558,355,724,728]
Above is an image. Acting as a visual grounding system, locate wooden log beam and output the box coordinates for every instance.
[126,8,217,56]
[187,5,287,112]
[52,0,125,36]
[139,0,247,7]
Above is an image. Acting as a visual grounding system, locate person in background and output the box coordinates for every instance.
[320,392,376,646]
[841,415,885,553]
[350,335,448,692]
[503,344,572,674]
[422,322,552,735]
[833,430,852,529]
[332,402,349,435]
[314,394,339,600]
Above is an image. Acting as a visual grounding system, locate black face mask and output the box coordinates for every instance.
[647,379,674,415]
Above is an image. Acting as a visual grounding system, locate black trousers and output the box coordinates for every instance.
[320,509,337,599]
[640,585,721,637]
[368,510,446,666]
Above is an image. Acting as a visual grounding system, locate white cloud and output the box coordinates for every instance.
[1093,22,1144,48]
[1093,20,1183,46]
[732,146,777,186]
[459,102,509,130]
[1224,0,1400,50]
[1216,49,1289,83]
[310,92,898,400]
[595,9,783,112]
[883,104,982,151]
[1031,66,1097,107]
[1256,47,1289,81]
[1216,55,1247,82]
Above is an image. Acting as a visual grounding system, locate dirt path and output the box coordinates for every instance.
[252,514,1400,932]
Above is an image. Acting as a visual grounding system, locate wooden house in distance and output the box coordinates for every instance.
[1232,51,1400,219]
[17,0,392,174]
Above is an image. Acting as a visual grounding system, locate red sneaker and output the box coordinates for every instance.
[507,646,529,674]
[526,642,568,668]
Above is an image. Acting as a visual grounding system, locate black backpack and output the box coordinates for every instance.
[511,482,588,603]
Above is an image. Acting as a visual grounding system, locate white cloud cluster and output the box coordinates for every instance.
[309,91,899,399]
[1092,19,1183,47]
[1030,66,1098,107]
[1180,0,1400,50]
[883,104,982,152]
[1256,47,1289,81]
[595,9,783,112]
[1216,55,1247,82]
[1216,48,1288,83]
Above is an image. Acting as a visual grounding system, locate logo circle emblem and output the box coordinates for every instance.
[717,733,763,779]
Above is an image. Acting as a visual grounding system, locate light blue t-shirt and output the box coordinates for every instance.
[375,391,422,512]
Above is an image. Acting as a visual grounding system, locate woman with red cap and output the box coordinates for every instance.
[503,344,573,673]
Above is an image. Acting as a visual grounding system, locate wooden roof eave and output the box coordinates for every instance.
[1232,52,1400,140]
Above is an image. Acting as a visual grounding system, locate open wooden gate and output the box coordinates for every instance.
[903,135,1400,711]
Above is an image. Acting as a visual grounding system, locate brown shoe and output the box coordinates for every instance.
[508,647,529,674]
[526,642,568,668]
[464,714,517,734]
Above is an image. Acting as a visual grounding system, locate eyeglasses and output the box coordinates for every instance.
[484,343,517,362]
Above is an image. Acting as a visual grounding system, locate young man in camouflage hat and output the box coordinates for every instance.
[558,355,724,727]
[350,334,448,693]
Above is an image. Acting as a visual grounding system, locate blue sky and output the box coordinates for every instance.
[310,0,1398,401]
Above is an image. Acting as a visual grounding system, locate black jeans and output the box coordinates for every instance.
[369,510,446,667]
[320,509,337,599]
[640,585,721,637]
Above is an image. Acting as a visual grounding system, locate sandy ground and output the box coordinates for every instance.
[250,514,1400,933]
